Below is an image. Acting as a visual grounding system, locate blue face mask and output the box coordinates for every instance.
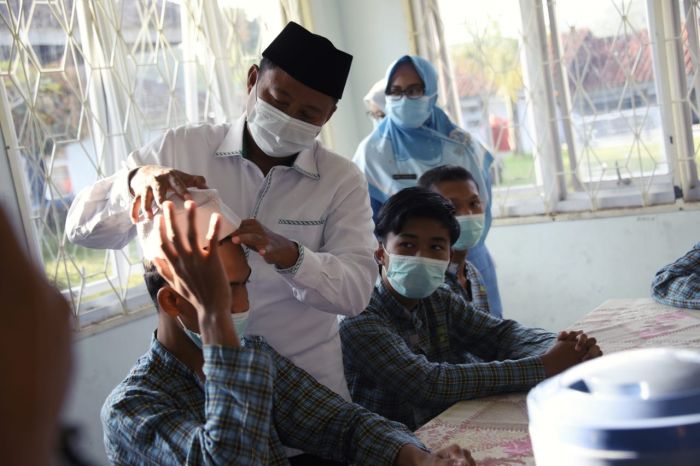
[232,310,249,337]
[384,250,449,299]
[453,213,485,251]
[178,312,249,348]
[178,316,203,349]
[386,96,433,128]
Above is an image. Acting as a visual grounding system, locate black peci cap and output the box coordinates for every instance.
[262,21,353,100]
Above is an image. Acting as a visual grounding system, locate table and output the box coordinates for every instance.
[415,299,700,465]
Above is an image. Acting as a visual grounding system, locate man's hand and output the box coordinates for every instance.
[557,330,603,362]
[129,165,207,223]
[394,444,475,466]
[232,219,300,269]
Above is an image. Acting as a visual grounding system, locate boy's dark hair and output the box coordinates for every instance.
[143,261,166,311]
[417,164,479,193]
[375,186,460,245]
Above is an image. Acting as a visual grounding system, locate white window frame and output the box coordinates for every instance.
[0,0,294,332]
[427,0,700,218]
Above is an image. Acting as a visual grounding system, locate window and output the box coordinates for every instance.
[436,0,700,217]
[0,0,286,329]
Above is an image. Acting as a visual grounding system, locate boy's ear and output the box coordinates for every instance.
[157,287,181,318]
[374,244,386,266]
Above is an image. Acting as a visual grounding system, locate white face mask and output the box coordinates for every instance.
[232,310,249,337]
[245,82,322,157]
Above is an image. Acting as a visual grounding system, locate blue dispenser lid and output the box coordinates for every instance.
[527,348,700,452]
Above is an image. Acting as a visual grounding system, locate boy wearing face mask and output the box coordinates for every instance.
[103,194,476,466]
[353,55,505,321]
[339,187,603,430]
[418,165,490,315]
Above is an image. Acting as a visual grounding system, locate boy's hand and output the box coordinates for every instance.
[541,340,583,377]
[557,330,603,361]
[153,201,238,347]
[394,444,475,466]
[154,200,230,318]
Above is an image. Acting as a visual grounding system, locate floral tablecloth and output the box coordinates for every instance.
[415,299,700,465]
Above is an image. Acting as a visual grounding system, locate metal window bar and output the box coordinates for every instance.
[679,0,700,199]
[648,0,696,202]
[0,0,287,329]
[0,79,41,261]
[546,0,583,192]
[409,0,464,126]
[520,0,566,211]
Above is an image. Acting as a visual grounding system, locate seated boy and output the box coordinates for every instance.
[418,165,490,315]
[339,187,602,430]
[101,191,474,466]
[651,242,700,309]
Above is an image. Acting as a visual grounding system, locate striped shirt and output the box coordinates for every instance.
[102,333,424,465]
[651,242,700,310]
[340,282,556,430]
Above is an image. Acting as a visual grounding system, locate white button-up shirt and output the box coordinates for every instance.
[66,114,378,400]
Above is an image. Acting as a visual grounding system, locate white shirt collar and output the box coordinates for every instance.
[215,114,320,180]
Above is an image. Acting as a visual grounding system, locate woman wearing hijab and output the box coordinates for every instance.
[353,55,503,318]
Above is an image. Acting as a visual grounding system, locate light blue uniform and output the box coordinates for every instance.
[353,55,503,318]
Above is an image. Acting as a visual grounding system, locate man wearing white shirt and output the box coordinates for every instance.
[66,21,375,433]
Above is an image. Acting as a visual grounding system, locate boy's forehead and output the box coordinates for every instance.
[391,216,451,240]
[217,242,250,280]
[218,241,247,261]
[435,179,480,197]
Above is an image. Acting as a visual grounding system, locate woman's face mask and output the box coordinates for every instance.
[453,213,485,251]
[246,82,322,157]
[383,249,449,299]
[385,95,432,128]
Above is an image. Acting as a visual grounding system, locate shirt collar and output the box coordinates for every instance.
[215,114,320,180]
[149,331,202,383]
[375,280,416,321]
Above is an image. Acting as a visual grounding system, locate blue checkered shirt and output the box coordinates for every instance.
[339,282,556,430]
[651,242,700,310]
[102,333,425,465]
[444,260,490,315]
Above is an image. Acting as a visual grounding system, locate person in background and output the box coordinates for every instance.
[64,24,377,460]
[418,165,490,315]
[353,55,504,318]
[340,187,602,430]
[651,242,700,310]
[101,194,475,466]
[364,79,387,128]
[0,205,93,466]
